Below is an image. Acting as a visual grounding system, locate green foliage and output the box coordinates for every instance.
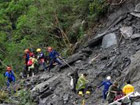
[0,90,8,102]
[17,89,36,105]
[0,0,109,95]
[88,0,108,21]
[0,74,5,87]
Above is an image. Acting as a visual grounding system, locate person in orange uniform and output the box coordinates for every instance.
[122,80,134,95]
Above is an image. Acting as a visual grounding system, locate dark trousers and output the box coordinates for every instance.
[49,58,62,70]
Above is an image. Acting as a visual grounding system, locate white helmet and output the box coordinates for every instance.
[106,76,111,80]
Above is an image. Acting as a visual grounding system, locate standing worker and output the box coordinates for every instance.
[122,80,134,95]
[107,82,120,103]
[36,48,47,71]
[47,47,62,71]
[4,66,16,92]
[27,53,37,77]
[24,49,30,77]
[98,76,112,102]
[76,73,89,96]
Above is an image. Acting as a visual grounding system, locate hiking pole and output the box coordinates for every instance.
[58,56,75,71]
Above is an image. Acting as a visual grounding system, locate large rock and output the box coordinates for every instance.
[102,33,117,48]
[131,12,140,18]
[130,3,140,18]
[134,3,140,12]
[60,52,85,69]
[131,33,140,39]
[120,27,133,39]
[31,74,60,92]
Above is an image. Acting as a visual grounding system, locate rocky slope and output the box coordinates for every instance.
[24,1,140,105]
[2,1,140,105]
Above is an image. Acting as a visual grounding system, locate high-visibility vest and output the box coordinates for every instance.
[122,84,134,95]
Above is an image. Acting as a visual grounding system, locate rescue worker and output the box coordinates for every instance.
[4,66,15,92]
[76,73,89,96]
[47,47,62,71]
[122,80,134,95]
[24,49,30,77]
[28,53,37,77]
[69,68,79,93]
[98,76,112,102]
[107,82,120,103]
[36,48,47,71]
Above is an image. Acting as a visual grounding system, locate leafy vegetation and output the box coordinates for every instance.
[0,0,108,87]
[0,0,109,104]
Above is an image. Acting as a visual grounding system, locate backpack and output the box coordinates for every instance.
[27,59,33,66]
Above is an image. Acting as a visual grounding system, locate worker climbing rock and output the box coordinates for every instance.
[24,49,30,77]
[98,76,112,102]
[76,73,89,96]
[47,47,62,71]
[4,66,16,92]
[122,80,134,95]
[107,81,120,103]
[36,48,47,71]
[28,53,38,77]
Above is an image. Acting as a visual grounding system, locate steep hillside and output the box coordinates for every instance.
[1,0,140,105]
[18,1,140,105]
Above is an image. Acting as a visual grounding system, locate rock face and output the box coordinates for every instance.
[123,50,140,92]
[28,2,140,105]
[5,1,140,105]
[102,33,117,48]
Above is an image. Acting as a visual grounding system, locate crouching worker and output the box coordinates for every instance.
[107,82,120,103]
[47,47,62,71]
[122,80,134,96]
[76,73,89,97]
[4,66,16,92]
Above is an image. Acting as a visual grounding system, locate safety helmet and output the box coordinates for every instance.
[78,91,83,96]
[106,76,111,80]
[36,48,41,52]
[47,47,52,52]
[24,49,29,53]
[86,91,91,95]
[7,67,12,71]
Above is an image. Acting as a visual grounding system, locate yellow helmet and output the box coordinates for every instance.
[86,91,91,95]
[36,48,41,52]
[78,91,83,96]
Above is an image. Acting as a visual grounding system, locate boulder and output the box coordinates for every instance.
[102,33,117,48]
[120,27,133,39]
[131,12,140,18]
[134,3,140,12]
[60,53,85,69]
[130,3,140,18]
[31,75,60,93]
[131,34,140,39]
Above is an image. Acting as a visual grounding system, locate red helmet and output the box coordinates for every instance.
[47,47,52,52]
[7,67,12,71]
